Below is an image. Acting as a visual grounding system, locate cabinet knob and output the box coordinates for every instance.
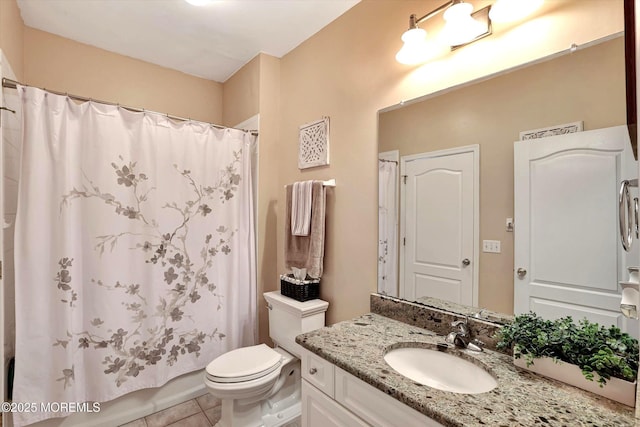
[462,258,471,267]
[309,367,317,375]
[517,268,527,278]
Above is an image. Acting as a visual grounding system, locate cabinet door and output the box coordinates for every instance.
[302,379,369,427]
[335,367,444,427]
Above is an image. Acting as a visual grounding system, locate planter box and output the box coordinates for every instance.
[514,356,636,407]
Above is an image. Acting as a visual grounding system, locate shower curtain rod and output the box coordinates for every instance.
[2,78,259,136]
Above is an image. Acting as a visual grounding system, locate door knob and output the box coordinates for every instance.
[517,268,527,278]
[462,258,471,266]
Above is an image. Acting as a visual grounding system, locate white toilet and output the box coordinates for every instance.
[204,291,329,427]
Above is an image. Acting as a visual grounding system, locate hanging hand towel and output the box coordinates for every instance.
[291,180,313,236]
[285,181,326,279]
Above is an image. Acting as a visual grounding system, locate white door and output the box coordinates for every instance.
[400,145,478,305]
[514,125,638,336]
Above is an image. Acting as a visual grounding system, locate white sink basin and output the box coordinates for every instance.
[383,347,497,394]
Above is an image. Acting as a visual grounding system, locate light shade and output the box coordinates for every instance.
[395,28,430,65]
[442,2,486,47]
[489,0,543,23]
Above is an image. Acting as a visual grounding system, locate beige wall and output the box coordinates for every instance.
[255,54,281,345]
[222,55,260,127]
[379,37,625,314]
[0,0,24,79]
[222,53,282,345]
[23,27,222,124]
[277,0,625,325]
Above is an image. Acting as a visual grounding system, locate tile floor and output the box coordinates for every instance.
[119,393,221,427]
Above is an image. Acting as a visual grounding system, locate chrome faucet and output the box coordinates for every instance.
[446,318,470,348]
[472,308,486,320]
[445,317,484,351]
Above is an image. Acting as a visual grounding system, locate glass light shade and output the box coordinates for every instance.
[443,1,474,22]
[395,28,430,65]
[442,2,485,47]
[489,0,544,23]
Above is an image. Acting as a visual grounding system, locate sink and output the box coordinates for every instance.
[383,346,497,394]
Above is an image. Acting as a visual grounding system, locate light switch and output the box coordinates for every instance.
[482,240,501,253]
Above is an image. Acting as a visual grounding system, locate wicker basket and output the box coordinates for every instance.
[280,274,320,302]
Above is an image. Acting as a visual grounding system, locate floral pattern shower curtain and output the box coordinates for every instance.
[13,86,257,426]
[378,159,398,297]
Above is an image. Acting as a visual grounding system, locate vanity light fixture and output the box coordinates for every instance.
[396,0,544,65]
[396,0,492,65]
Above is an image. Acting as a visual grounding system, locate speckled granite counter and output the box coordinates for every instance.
[296,313,635,427]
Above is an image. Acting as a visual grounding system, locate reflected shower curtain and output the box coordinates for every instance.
[13,86,257,426]
[378,160,398,297]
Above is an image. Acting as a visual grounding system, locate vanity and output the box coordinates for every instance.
[296,295,636,427]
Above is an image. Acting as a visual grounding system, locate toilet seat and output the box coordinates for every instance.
[206,344,282,383]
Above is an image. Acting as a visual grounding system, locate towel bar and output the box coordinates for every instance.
[285,179,336,188]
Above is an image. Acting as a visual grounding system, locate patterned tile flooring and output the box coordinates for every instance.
[119,393,222,427]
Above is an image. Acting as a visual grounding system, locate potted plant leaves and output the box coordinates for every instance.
[495,313,638,406]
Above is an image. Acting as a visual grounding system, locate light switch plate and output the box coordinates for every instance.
[482,240,501,253]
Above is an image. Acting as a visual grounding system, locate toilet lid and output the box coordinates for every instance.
[206,344,282,383]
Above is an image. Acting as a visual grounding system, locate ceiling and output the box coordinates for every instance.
[16,0,360,82]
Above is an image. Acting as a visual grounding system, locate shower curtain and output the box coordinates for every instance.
[378,160,398,297]
[13,86,257,426]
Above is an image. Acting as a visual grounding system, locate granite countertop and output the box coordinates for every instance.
[296,313,635,427]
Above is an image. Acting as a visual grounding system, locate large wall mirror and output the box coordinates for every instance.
[378,33,639,335]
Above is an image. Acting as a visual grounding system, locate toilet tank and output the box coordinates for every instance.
[263,291,329,358]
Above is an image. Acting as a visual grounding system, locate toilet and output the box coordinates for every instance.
[204,291,329,427]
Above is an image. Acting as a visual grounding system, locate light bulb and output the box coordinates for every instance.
[489,0,544,23]
[395,28,430,65]
[442,2,485,46]
[444,2,474,22]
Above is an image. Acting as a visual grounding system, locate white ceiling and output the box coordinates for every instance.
[16,0,360,82]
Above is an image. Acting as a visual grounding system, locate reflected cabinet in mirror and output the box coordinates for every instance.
[378,35,639,337]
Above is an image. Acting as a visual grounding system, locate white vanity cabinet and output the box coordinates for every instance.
[300,348,444,427]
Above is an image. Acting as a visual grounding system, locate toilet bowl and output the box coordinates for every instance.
[204,291,328,427]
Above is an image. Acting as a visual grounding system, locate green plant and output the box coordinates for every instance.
[495,312,639,386]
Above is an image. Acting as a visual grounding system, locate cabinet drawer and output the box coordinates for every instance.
[335,366,444,427]
[301,348,335,398]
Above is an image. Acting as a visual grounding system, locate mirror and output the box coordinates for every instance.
[377,35,628,317]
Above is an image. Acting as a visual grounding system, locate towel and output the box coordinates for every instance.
[291,180,313,236]
[285,181,326,279]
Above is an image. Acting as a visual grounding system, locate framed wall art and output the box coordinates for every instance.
[299,117,330,169]
[519,121,583,140]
